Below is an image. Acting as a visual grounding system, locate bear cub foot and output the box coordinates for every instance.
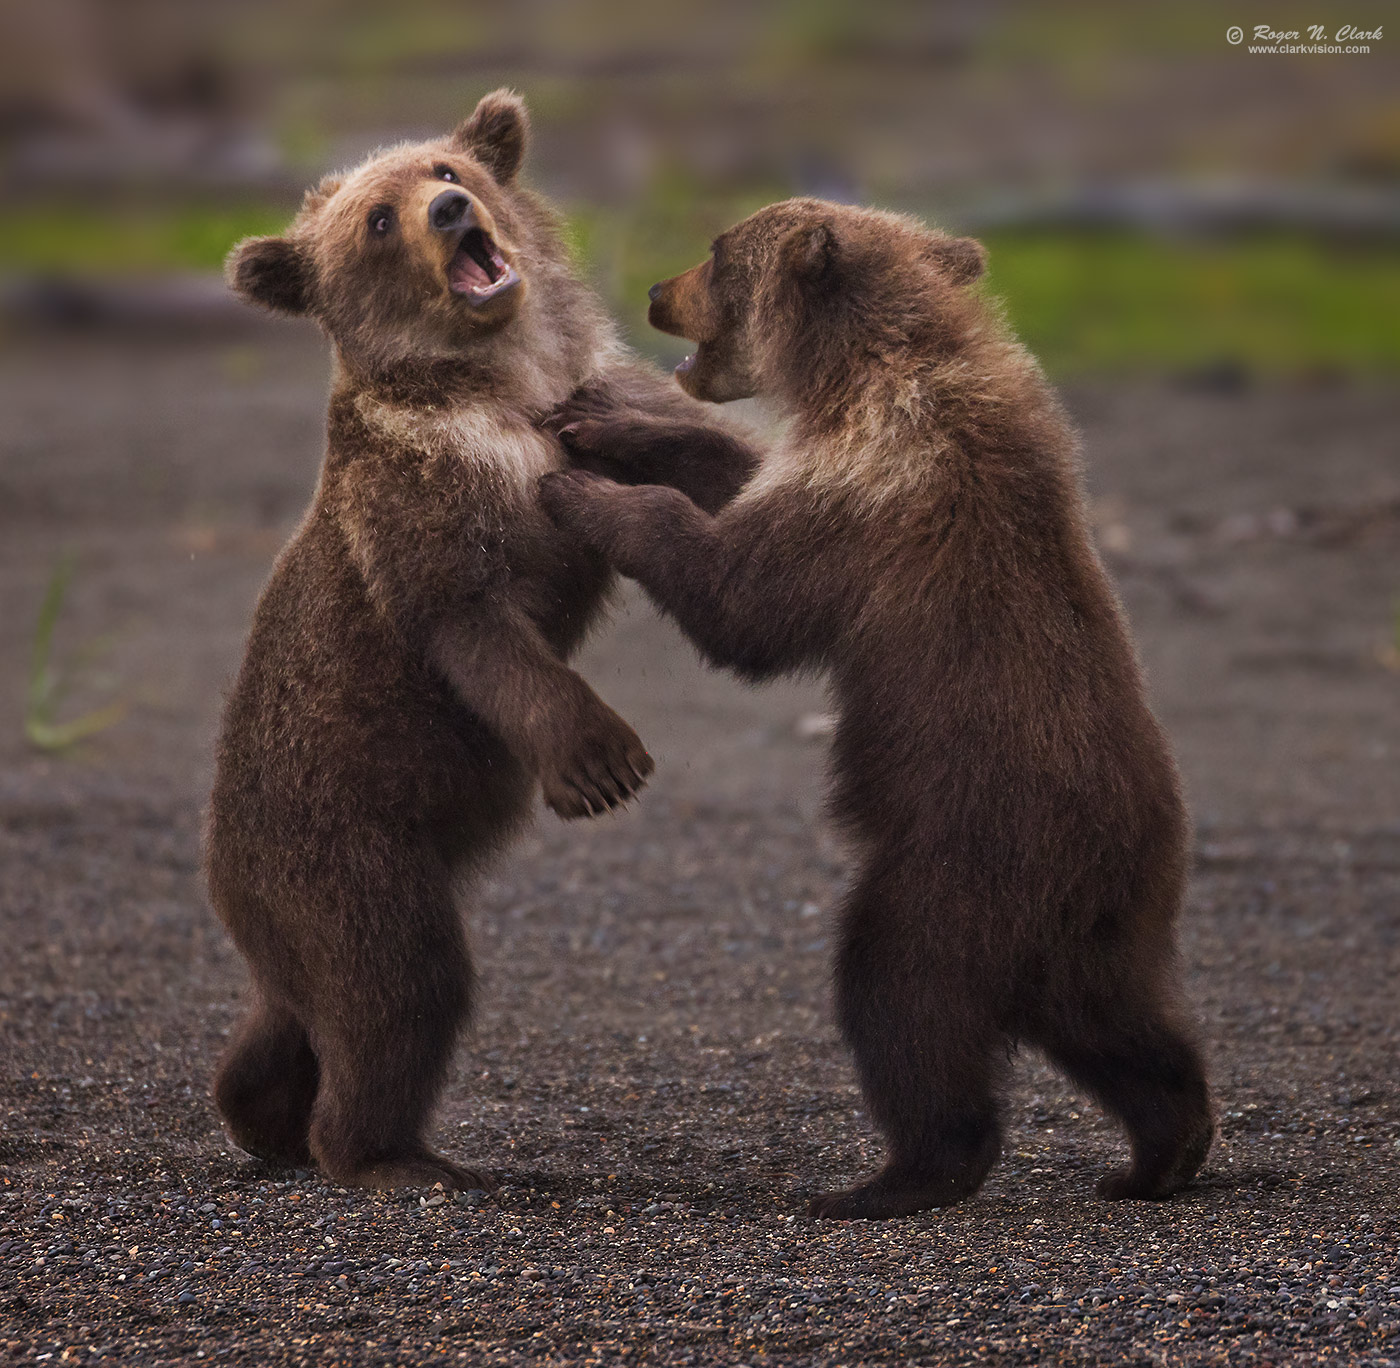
[1096,1116,1215,1201]
[226,1126,313,1170]
[322,1149,493,1193]
[808,1163,989,1220]
[215,1078,317,1170]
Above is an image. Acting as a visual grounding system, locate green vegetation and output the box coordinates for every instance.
[25,555,126,752]
[3,198,1396,376]
[977,230,1400,376]
[575,199,1400,375]
[0,203,292,276]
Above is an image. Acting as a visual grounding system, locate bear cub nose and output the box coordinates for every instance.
[648,281,664,301]
[430,190,473,232]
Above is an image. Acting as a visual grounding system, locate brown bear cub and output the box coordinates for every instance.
[541,198,1215,1219]
[206,91,753,1191]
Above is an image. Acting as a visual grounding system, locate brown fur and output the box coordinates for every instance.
[541,197,1214,1219]
[206,91,751,1191]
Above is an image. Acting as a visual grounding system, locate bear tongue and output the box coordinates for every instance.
[449,247,493,293]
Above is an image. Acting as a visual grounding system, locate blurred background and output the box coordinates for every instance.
[3,0,1397,775]
[2,0,1398,369]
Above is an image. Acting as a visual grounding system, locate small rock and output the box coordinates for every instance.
[795,712,836,740]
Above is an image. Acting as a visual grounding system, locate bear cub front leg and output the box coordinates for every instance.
[430,618,654,821]
[544,384,759,515]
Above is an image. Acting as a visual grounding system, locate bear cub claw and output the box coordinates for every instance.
[542,389,674,481]
[541,383,630,434]
[550,413,634,459]
[541,701,654,819]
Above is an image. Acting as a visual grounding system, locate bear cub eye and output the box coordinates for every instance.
[434,165,459,182]
[368,207,395,236]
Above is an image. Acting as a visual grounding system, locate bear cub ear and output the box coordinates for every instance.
[781,222,839,282]
[226,236,313,315]
[928,236,987,286]
[453,88,529,183]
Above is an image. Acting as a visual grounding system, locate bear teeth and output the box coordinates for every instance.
[450,227,512,298]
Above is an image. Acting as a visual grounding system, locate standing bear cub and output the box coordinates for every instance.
[207,91,753,1190]
[542,198,1214,1218]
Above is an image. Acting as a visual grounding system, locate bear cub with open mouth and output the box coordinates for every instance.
[207,91,753,1190]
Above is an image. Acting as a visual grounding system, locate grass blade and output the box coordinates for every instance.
[24,554,126,752]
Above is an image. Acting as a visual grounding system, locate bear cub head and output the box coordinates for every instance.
[647,197,988,405]
[228,90,542,375]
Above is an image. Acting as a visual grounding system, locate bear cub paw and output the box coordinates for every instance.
[541,700,654,820]
[330,1151,494,1194]
[808,1168,987,1221]
[1096,1117,1214,1201]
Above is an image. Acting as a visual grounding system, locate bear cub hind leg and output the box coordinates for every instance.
[309,1029,493,1195]
[809,882,1006,1219]
[214,998,320,1167]
[304,896,491,1193]
[1033,989,1214,1200]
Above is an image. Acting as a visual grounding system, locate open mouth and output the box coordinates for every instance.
[448,227,519,305]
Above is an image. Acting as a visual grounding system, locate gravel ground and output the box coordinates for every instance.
[1,333,1398,1365]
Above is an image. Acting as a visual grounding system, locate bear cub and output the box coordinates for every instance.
[207,91,752,1190]
[542,198,1215,1218]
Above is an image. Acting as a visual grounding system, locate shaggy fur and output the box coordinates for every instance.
[541,197,1214,1219]
[206,91,752,1190]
